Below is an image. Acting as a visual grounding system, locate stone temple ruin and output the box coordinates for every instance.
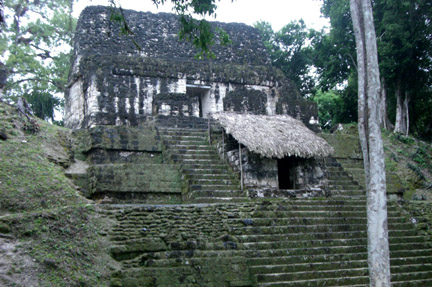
[65,6,432,287]
[65,5,333,195]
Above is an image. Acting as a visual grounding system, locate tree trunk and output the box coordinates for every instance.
[403,92,409,137]
[394,80,405,133]
[349,1,391,286]
[394,80,409,135]
[378,79,390,130]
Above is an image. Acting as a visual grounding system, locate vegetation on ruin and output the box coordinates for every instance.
[0,102,115,286]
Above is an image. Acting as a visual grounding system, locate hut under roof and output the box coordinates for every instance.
[212,113,333,159]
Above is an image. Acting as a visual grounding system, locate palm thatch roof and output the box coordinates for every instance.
[212,113,333,159]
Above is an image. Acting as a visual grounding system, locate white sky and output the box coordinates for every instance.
[73,0,329,32]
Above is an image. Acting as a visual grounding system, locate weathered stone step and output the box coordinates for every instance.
[111,263,248,287]
[171,153,219,161]
[230,223,415,235]
[236,229,417,242]
[227,216,406,229]
[251,260,367,274]
[191,197,249,203]
[108,227,420,245]
[188,178,239,185]
[235,209,403,217]
[328,179,355,184]
[249,209,374,217]
[159,133,207,139]
[186,173,238,181]
[248,248,432,267]
[391,278,432,286]
[157,127,208,134]
[120,251,368,268]
[326,166,347,172]
[111,238,426,258]
[392,263,432,273]
[168,144,212,150]
[391,270,432,281]
[122,255,248,269]
[190,184,239,191]
[179,160,228,168]
[257,270,369,285]
[176,159,225,167]
[236,216,408,225]
[250,252,366,267]
[331,192,366,199]
[162,136,208,146]
[190,190,244,198]
[109,240,431,258]
[329,184,363,190]
[241,235,429,251]
[182,168,234,175]
[167,149,216,156]
[93,191,182,205]
[391,255,432,266]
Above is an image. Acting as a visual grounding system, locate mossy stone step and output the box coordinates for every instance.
[163,139,208,145]
[391,255,432,266]
[257,270,369,285]
[171,153,219,160]
[190,190,244,198]
[190,184,240,191]
[160,134,207,140]
[328,184,363,190]
[168,144,212,150]
[157,129,208,136]
[252,260,367,275]
[191,197,250,203]
[229,223,414,236]
[391,278,432,287]
[243,238,369,250]
[391,263,432,273]
[122,255,249,269]
[111,264,251,287]
[189,178,239,185]
[391,270,432,281]
[182,168,235,175]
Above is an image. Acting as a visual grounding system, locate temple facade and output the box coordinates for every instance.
[64,6,318,131]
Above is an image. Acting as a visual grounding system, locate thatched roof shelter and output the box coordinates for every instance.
[212,113,333,159]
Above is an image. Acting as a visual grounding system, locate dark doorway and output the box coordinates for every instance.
[186,84,211,118]
[277,157,296,189]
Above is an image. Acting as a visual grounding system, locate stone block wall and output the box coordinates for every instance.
[65,6,319,131]
[71,124,184,203]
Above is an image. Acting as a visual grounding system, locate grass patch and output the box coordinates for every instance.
[0,102,115,286]
[2,205,114,286]
[0,103,84,213]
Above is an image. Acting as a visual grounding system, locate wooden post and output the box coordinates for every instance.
[222,129,225,159]
[239,143,243,191]
[208,117,211,145]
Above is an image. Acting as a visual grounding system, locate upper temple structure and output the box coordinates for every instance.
[64,5,319,130]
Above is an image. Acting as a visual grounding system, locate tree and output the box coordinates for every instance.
[373,0,432,136]
[349,0,391,286]
[255,20,316,97]
[0,0,76,121]
[319,0,432,137]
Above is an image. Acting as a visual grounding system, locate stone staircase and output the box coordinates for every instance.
[157,126,245,203]
[104,197,432,287]
[325,157,366,199]
[74,124,432,286]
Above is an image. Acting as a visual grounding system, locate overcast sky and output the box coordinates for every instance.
[73,0,329,32]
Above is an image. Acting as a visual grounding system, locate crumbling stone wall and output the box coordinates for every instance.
[65,6,318,130]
